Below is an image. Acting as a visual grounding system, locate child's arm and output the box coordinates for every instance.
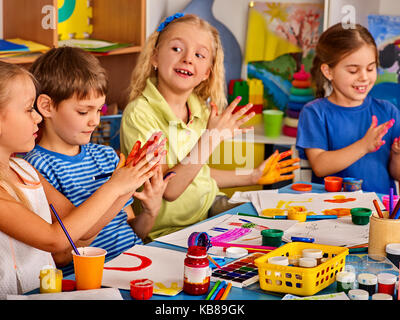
[162,97,255,201]
[389,137,400,181]
[129,165,175,239]
[306,116,393,177]
[0,150,162,253]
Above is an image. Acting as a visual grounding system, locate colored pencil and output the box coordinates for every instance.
[215,287,225,300]
[210,281,226,300]
[373,199,384,218]
[390,187,394,216]
[205,281,220,300]
[273,215,337,220]
[207,255,222,269]
[220,283,232,300]
[49,204,80,255]
[392,198,400,219]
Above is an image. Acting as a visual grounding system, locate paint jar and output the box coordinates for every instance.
[385,243,400,268]
[302,248,323,264]
[287,206,307,222]
[39,266,63,293]
[372,293,393,300]
[342,177,363,192]
[336,271,355,294]
[350,208,372,225]
[357,273,377,296]
[377,273,397,296]
[324,176,343,192]
[382,195,400,212]
[261,229,283,247]
[348,289,369,300]
[183,246,210,295]
[268,256,289,266]
[299,257,317,268]
[130,279,153,300]
[369,212,400,257]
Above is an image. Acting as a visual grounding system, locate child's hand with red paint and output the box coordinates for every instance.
[252,150,300,185]
[361,116,394,153]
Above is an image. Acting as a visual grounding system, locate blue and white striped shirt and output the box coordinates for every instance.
[24,143,142,276]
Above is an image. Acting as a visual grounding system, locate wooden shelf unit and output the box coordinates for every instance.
[2,0,146,109]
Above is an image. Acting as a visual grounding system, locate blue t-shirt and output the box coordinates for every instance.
[24,143,142,276]
[296,96,400,194]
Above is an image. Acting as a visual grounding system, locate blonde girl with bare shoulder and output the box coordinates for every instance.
[121,13,299,240]
[0,61,164,298]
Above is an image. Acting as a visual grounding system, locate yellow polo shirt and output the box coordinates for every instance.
[120,78,221,240]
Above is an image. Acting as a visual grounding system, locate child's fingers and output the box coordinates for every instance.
[232,103,253,120]
[279,165,300,174]
[278,158,300,168]
[278,150,293,160]
[371,115,378,129]
[277,174,295,182]
[126,141,141,165]
[116,153,126,169]
[236,112,256,127]
[210,102,219,117]
[225,96,242,114]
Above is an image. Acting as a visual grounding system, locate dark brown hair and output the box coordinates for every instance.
[30,46,108,106]
[312,23,378,98]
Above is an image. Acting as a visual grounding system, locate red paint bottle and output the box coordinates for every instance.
[183,246,210,295]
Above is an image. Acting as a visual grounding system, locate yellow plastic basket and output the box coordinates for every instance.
[254,242,349,296]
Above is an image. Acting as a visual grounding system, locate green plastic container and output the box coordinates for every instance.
[350,208,372,225]
[261,229,284,247]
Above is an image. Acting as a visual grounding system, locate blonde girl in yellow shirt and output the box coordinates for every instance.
[121,13,299,239]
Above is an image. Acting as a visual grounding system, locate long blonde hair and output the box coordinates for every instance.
[128,14,227,109]
[0,61,36,210]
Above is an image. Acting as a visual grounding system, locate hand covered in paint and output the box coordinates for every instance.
[392,137,400,155]
[110,133,167,196]
[207,96,255,144]
[255,150,300,185]
[362,116,394,153]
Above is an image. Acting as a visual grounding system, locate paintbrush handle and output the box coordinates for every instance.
[50,204,80,255]
[391,198,400,219]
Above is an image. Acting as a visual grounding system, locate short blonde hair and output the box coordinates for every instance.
[128,14,227,109]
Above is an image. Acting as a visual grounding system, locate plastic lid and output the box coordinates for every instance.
[348,289,369,300]
[358,273,378,285]
[187,246,207,258]
[299,257,317,267]
[336,271,356,283]
[62,279,76,292]
[261,229,284,238]
[268,256,289,266]
[291,183,312,192]
[386,243,400,255]
[226,247,248,259]
[372,293,393,300]
[350,208,372,217]
[377,273,397,285]
[302,248,323,258]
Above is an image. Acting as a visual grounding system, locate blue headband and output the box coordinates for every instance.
[157,13,185,32]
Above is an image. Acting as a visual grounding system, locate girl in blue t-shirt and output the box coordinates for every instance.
[296,23,400,194]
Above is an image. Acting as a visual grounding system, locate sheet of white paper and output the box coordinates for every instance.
[282,291,349,300]
[7,288,122,300]
[229,190,278,212]
[257,191,382,216]
[282,216,370,247]
[102,245,185,295]
[155,214,298,255]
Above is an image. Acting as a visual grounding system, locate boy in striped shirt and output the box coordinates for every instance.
[24,47,173,276]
